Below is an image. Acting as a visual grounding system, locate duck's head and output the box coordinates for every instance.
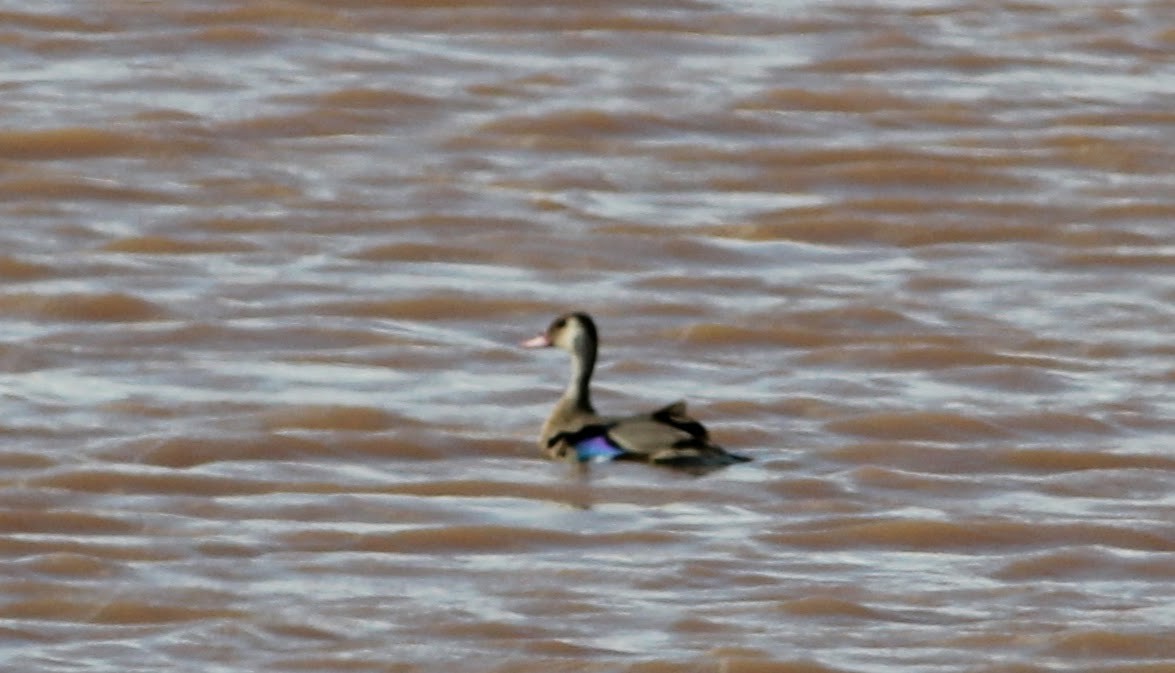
[522,312,598,354]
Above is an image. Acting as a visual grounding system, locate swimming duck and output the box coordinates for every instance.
[522,312,751,471]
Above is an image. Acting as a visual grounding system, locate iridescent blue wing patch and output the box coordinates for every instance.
[573,434,625,463]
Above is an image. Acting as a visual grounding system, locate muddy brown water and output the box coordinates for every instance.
[1,1,1173,672]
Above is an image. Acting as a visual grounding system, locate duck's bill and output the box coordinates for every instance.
[520,334,551,348]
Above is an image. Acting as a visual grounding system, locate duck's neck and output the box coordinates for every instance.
[563,335,596,413]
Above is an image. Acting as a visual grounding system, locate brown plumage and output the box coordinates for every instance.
[522,312,750,471]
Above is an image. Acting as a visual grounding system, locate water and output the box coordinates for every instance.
[1,1,1173,671]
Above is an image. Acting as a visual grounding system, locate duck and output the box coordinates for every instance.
[522,312,751,471]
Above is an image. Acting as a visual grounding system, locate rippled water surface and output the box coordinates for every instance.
[2,1,1174,671]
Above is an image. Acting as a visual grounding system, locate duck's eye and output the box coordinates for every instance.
[553,318,567,329]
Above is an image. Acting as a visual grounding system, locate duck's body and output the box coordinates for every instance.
[523,312,750,471]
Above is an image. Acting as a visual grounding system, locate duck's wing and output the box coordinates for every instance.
[545,400,750,469]
[604,401,751,469]
[544,409,704,465]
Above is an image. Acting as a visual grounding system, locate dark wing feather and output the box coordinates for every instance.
[650,401,709,441]
[549,401,750,471]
